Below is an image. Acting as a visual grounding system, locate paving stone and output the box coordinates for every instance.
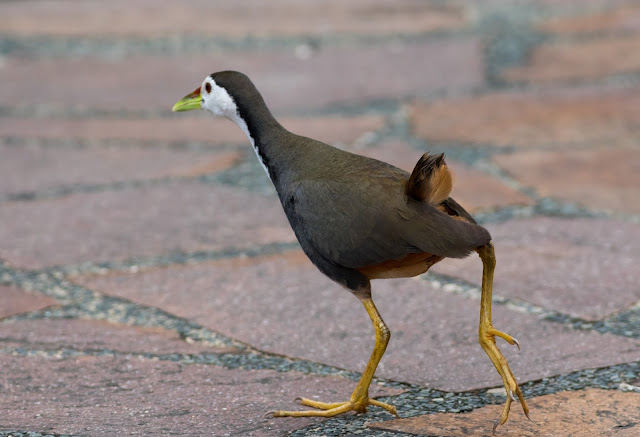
[0,114,385,147]
[0,286,57,319]
[0,318,229,355]
[433,217,640,321]
[0,0,466,38]
[539,4,640,34]
[503,36,640,83]
[0,143,242,196]
[494,148,640,215]
[371,388,640,436]
[0,182,295,269]
[74,251,640,391]
[0,39,483,112]
[355,140,532,212]
[409,85,640,148]
[0,354,397,436]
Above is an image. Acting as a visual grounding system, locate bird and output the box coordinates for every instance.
[172,71,529,431]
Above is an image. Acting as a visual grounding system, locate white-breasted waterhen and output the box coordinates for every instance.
[173,71,529,431]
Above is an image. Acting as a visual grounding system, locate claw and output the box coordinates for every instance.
[264,411,276,419]
[512,337,521,351]
[509,389,517,401]
[294,397,303,403]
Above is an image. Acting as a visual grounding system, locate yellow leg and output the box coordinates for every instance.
[477,243,530,433]
[271,297,398,418]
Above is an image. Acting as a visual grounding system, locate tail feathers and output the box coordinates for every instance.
[406,152,453,205]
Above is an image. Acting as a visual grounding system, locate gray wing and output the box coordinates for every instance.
[285,179,409,269]
[285,178,491,270]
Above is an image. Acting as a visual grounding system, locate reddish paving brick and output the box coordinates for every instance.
[0,39,483,112]
[0,114,384,147]
[0,286,57,319]
[503,36,640,83]
[0,0,466,38]
[433,217,640,321]
[75,251,640,391]
[0,182,295,269]
[372,389,640,436]
[355,140,532,212]
[0,143,242,196]
[494,148,640,215]
[540,4,640,34]
[0,319,231,355]
[409,85,640,148]
[0,354,399,436]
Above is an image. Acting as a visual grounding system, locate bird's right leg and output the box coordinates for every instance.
[476,242,529,432]
[271,294,397,418]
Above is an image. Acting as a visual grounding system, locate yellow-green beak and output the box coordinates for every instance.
[172,87,202,112]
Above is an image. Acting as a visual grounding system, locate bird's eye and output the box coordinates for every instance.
[205,82,212,93]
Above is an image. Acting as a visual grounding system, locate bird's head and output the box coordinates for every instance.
[172,74,239,117]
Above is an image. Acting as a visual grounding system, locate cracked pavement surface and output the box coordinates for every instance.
[1,1,639,436]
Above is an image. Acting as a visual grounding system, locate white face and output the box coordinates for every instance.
[200,76,238,118]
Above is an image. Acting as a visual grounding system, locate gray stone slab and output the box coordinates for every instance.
[0,354,398,436]
[0,318,229,355]
[0,286,57,319]
[0,0,466,38]
[0,39,483,112]
[433,217,640,321]
[0,143,241,195]
[0,182,295,269]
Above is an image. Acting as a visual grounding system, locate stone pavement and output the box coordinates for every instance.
[1,1,639,436]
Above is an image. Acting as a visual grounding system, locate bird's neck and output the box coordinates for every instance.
[228,92,287,183]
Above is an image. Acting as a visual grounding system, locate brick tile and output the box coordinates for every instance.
[371,388,640,436]
[356,140,532,212]
[540,4,640,34]
[433,217,640,321]
[0,182,295,269]
[0,0,466,38]
[1,318,230,355]
[409,85,640,148]
[75,251,640,391]
[494,148,640,214]
[503,36,640,83]
[0,143,242,196]
[0,114,384,147]
[0,354,398,436]
[0,39,483,112]
[0,285,57,319]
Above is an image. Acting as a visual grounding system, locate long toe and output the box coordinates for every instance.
[271,396,397,418]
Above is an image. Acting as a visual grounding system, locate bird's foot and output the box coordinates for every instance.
[269,396,398,418]
[480,324,530,433]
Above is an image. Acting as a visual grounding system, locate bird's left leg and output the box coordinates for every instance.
[271,294,397,418]
[477,242,529,432]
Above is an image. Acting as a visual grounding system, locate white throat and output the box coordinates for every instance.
[202,78,271,180]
